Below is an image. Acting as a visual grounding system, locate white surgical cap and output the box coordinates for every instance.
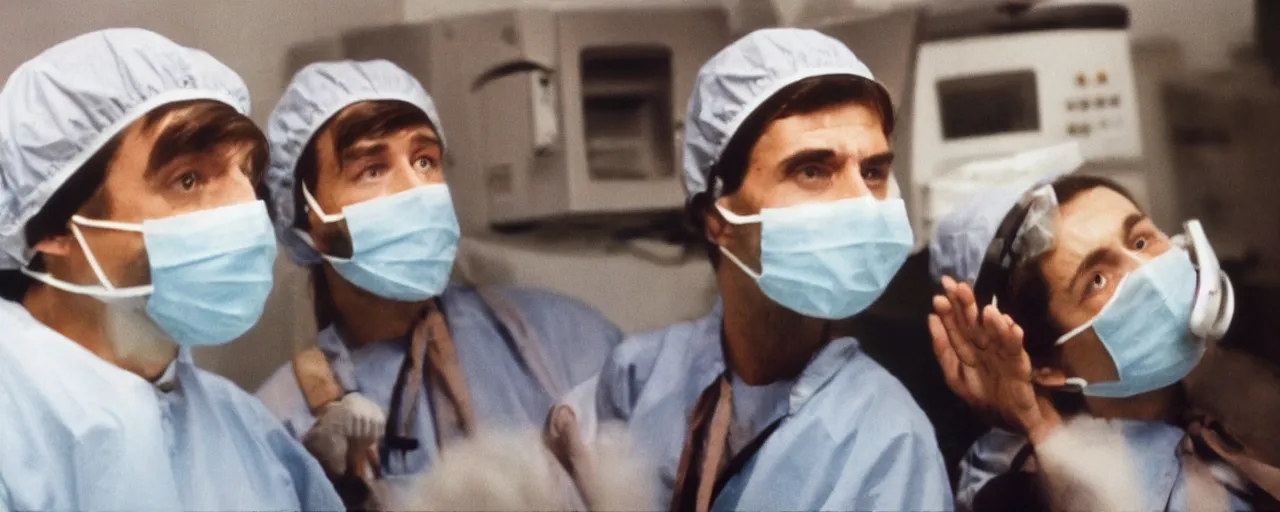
[682,28,892,201]
[928,144,1085,284]
[264,60,444,266]
[0,28,251,270]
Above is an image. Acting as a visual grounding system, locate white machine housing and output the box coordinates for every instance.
[909,3,1143,246]
[344,7,731,231]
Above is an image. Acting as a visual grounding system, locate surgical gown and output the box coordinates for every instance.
[0,299,342,511]
[957,423,1254,511]
[255,285,621,497]
[569,302,954,511]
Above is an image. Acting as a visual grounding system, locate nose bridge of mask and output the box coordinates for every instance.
[302,183,346,224]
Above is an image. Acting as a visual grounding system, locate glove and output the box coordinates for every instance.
[323,392,387,441]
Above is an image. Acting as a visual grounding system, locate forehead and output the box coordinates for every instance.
[1041,186,1141,277]
[751,101,886,159]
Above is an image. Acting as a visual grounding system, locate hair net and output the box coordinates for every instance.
[264,60,444,266]
[928,142,1085,284]
[682,28,891,201]
[0,28,251,270]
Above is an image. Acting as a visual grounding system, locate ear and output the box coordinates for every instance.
[702,197,732,248]
[32,233,75,258]
[1032,366,1070,388]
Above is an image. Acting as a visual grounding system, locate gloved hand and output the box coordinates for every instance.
[324,392,387,441]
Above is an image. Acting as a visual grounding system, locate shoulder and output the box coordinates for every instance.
[253,360,313,434]
[605,311,720,386]
[809,345,941,462]
[186,365,299,434]
[449,285,618,331]
[594,310,722,419]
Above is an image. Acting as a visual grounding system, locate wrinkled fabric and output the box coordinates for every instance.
[681,28,890,200]
[0,28,250,269]
[264,60,445,265]
[0,299,341,511]
[255,286,622,490]
[927,143,1082,284]
[958,422,1253,512]
[564,302,953,511]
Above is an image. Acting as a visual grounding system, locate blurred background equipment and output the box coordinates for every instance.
[345,6,731,231]
[906,1,1144,247]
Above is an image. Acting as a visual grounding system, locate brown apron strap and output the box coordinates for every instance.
[388,300,475,450]
[423,301,475,444]
[474,286,570,400]
[293,347,345,415]
[1189,419,1280,500]
[670,374,733,512]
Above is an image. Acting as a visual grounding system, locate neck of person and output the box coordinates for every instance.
[1085,385,1182,423]
[718,269,829,386]
[323,264,430,349]
[23,283,177,381]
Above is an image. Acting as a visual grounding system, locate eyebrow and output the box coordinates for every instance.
[776,148,837,172]
[340,142,388,163]
[409,132,442,150]
[1065,212,1148,293]
[861,151,895,167]
[774,149,894,173]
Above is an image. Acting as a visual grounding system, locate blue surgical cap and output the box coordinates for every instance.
[928,142,1086,284]
[0,28,251,270]
[264,60,445,266]
[682,28,891,201]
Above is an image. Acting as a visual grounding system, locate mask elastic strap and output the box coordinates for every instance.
[292,228,354,263]
[1054,318,1094,346]
[70,221,119,291]
[302,184,345,224]
[1062,377,1089,392]
[717,246,762,280]
[715,204,761,225]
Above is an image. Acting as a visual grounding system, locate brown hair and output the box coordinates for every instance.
[259,99,434,328]
[1,99,266,301]
[1001,174,1141,366]
[686,75,892,268]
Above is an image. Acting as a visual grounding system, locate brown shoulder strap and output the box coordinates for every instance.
[293,347,344,414]
[670,375,733,512]
[1189,419,1280,500]
[473,286,570,400]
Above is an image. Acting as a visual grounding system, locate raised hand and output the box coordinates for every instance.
[929,275,1063,444]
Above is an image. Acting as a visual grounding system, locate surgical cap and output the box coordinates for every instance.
[0,28,251,270]
[928,143,1085,284]
[264,60,445,265]
[682,28,892,201]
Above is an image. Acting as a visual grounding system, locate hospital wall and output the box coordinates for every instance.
[0,0,1262,391]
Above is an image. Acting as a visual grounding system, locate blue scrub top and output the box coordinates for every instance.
[255,285,622,478]
[0,299,342,512]
[575,301,954,511]
[958,422,1255,511]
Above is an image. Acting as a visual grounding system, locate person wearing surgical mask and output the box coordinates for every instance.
[251,60,623,509]
[929,170,1280,511]
[553,28,951,512]
[0,29,341,510]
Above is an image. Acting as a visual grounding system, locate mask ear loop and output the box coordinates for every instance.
[19,217,153,298]
[301,184,346,224]
[713,203,762,280]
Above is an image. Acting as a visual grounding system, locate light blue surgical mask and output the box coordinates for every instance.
[1055,247,1203,398]
[301,183,459,302]
[716,196,914,319]
[22,201,278,347]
